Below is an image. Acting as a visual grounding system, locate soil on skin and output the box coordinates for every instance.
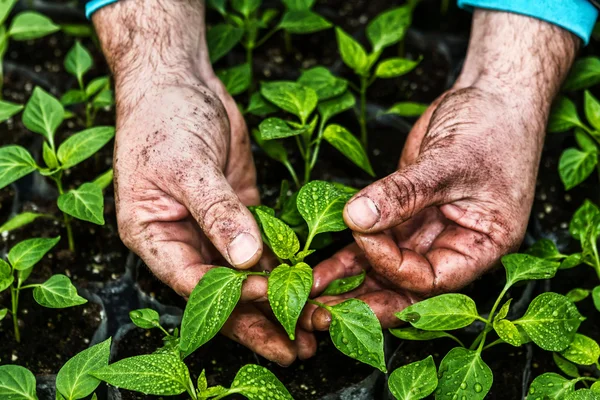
[114,328,375,400]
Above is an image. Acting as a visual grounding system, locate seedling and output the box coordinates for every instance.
[60,41,114,127]
[335,4,420,146]
[207,0,331,96]
[253,77,373,186]
[548,91,600,190]
[0,0,59,95]
[387,253,585,399]
[0,87,115,250]
[0,236,86,342]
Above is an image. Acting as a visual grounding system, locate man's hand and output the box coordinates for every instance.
[93,0,315,364]
[301,10,579,331]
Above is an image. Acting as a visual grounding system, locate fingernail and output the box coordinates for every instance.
[228,232,259,266]
[347,197,379,230]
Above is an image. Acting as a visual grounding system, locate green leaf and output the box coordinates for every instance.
[435,348,492,400]
[281,0,314,10]
[298,67,347,101]
[57,127,115,169]
[8,11,59,40]
[92,169,113,191]
[548,97,583,133]
[231,0,261,17]
[526,373,575,399]
[60,90,86,107]
[335,27,369,75]
[180,267,245,357]
[216,63,251,96]
[553,353,580,378]
[56,338,111,400]
[383,102,427,117]
[566,288,590,303]
[43,141,58,169]
[297,180,347,237]
[560,253,583,270]
[584,90,600,131]
[0,259,13,291]
[64,41,93,86]
[58,182,105,225]
[129,308,160,330]
[513,292,584,351]
[495,298,512,321]
[565,389,600,400]
[593,286,600,312]
[575,129,597,153]
[85,77,110,98]
[0,365,37,400]
[592,382,600,393]
[279,10,331,34]
[570,200,600,241]
[0,0,17,26]
[60,24,93,38]
[0,308,6,321]
[92,89,114,108]
[559,334,600,365]
[525,238,564,261]
[230,364,293,400]
[493,319,521,347]
[323,124,374,176]
[8,236,60,271]
[388,356,437,400]
[328,298,386,372]
[389,327,461,344]
[92,354,190,396]
[207,0,227,14]
[396,293,479,331]
[207,24,243,63]
[322,270,366,296]
[268,263,313,339]
[255,209,299,259]
[247,93,277,116]
[33,274,87,308]
[375,57,419,78]
[318,91,355,125]
[366,6,411,53]
[559,148,597,190]
[260,81,318,123]
[564,57,600,91]
[252,129,288,164]
[0,145,37,189]
[0,99,23,122]
[502,253,560,287]
[259,117,303,140]
[23,87,64,146]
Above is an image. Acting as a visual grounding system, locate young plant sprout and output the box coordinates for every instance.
[0,87,115,250]
[387,253,585,399]
[335,3,421,147]
[0,0,59,96]
[253,77,373,186]
[0,236,86,342]
[206,0,331,96]
[61,41,115,127]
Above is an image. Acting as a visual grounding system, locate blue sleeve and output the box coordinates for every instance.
[458,0,598,45]
[85,0,118,19]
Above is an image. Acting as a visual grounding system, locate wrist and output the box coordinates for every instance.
[454,10,578,111]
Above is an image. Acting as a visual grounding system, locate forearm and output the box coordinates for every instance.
[456,10,579,111]
[92,0,214,105]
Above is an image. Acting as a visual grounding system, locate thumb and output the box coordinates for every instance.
[344,156,460,233]
[173,165,263,269]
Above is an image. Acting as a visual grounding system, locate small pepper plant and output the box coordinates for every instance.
[386,253,586,399]
[60,41,115,128]
[334,3,421,146]
[207,0,332,96]
[0,236,86,342]
[0,0,60,95]
[0,87,114,251]
[253,77,373,186]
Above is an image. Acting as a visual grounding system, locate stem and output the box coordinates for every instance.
[475,285,509,354]
[303,231,316,253]
[284,30,292,53]
[283,160,300,188]
[11,286,20,342]
[18,284,41,290]
[55,177,75,252]
[482,338,504,351]
[359,75,368,147]
[85,102,93,128]
[244,271,269,277]
[309,120,326,171]
[308,298,332,311]
[186,375,198,400]
[255,26,280,48]
[446,334,466,348]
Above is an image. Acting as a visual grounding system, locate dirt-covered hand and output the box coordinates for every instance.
[93,0,316,365]
[301,10,579,331]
